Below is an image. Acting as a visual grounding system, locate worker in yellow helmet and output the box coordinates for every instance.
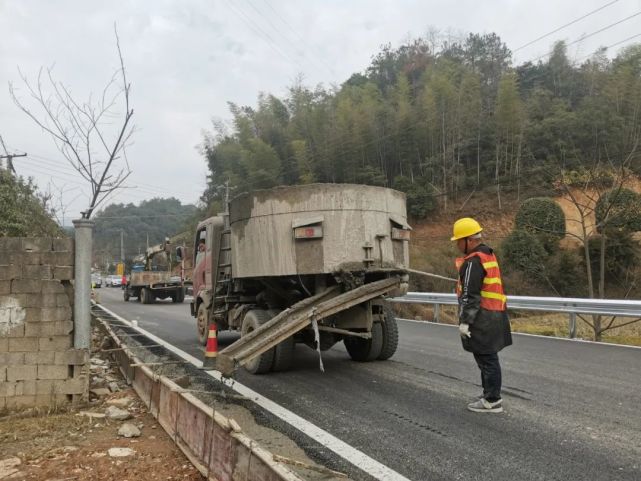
[452,217,512,413]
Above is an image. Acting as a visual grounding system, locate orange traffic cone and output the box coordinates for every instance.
[200,323,218,370]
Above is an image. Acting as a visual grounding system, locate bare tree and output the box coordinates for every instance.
[9,25,134,219]
[552,150,641,340]
[45,180,83,227]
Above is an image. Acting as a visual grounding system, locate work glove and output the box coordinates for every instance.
[459,323,471,339]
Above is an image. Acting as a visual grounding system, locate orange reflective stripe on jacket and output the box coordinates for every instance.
[455,251,507,311]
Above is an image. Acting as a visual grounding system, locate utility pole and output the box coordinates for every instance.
[0,135,26,175]
[120,230,125,264]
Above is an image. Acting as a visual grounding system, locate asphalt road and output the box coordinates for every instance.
[96,287,641,481]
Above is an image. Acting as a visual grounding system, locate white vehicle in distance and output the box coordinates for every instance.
[107,275,122,287]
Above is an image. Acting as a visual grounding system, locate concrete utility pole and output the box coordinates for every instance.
[73,218,95,350]
[0,135,26,175]
[120,229,125,263]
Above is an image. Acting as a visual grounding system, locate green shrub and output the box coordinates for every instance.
[501,229,548,279]
[545,249,587,297]
[594,188,641,233]
[354,166,387,187]
[0,171,63,237]
[392,176,437,219]
[587,233,641,282]
[515,197,566,253]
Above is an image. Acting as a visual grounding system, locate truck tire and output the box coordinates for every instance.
[241,310,275,374]
[141,287,154,304]
[197,303,208,346]
[268,309,294,372]
[172,288,185,304]
[123,289,130,302]
[377,305,399,360]
[344,322,383,362]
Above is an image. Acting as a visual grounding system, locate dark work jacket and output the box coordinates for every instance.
[458,244,512,354]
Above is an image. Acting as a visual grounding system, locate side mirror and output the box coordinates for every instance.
[176,246,186,261]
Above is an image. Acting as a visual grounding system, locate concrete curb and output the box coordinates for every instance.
[94,313,304,481]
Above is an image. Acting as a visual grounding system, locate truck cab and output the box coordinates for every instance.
[190,216,225,342]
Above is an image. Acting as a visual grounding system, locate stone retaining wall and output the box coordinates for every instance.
[0,237,88,410]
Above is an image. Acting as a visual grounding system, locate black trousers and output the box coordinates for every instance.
[473,352,502,402]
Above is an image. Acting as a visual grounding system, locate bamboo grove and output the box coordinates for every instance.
[201,33,641,219]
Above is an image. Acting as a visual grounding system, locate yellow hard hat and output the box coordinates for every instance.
[451,217,483,241]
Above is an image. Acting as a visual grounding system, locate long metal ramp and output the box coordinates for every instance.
[216,276,401,376]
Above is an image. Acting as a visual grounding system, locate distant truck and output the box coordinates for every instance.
[184,183,410,375]
[124,238,185,304]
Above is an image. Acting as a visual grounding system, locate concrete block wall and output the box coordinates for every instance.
[0,237,88,410]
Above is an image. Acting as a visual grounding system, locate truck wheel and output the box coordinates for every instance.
[378,305,399,360]
[141,288,153,304]
[241,310,275,374]
[172,288,185,303]
[123,289,130,302]
[197,303,208,346]
[268,309,294,372]
[344,322,383,362]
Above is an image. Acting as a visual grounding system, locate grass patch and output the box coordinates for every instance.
[600,334,641,347]
[510,312,641,346]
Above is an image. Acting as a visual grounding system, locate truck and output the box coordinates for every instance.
[124,238,185,304]
[184,183,410,375]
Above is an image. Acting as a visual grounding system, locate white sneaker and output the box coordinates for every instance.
[467,398,503,413]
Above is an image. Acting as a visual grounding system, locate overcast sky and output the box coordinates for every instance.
[1,0,640,223]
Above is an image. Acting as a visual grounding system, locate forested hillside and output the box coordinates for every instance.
[200,33,641,219]
[93,198,197,268]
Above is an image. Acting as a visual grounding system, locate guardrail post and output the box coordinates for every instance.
[433,304,440,323]
[568,312,577,339]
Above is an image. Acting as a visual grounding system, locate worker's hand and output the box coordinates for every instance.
[459,323,471,339]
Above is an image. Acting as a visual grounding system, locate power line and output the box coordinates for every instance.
[513,0,621,52]
[245,0,334,77]
[261,0,333,73]
[26,152,192,197]
[515,32,641,89]
[19,158,162,201]
[223,0,304,70]
[10,145,196,198]
[576,32,641,61]
[17,160,193,214]
[529,10,641,63]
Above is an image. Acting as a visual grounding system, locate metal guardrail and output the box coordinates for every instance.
[392,292,641,338]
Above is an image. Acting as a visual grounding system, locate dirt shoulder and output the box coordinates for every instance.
[0,336,204,481]
[0,392,203,480]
